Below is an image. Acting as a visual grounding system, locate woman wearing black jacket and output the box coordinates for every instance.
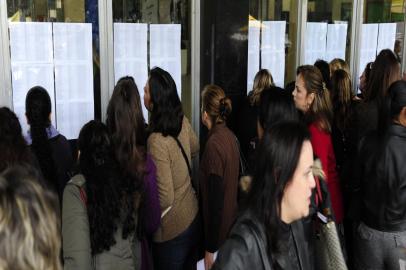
[212,121,316,270]
[353,80,406,269]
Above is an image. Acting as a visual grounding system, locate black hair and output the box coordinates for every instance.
[387,80,406,121]
[78,120,141,255]
[314,59,331,90]
[0,107,35,172]
[148,67,184,137]
[25,86,58,193]
[247,121,310,263]
[258,87,299,130]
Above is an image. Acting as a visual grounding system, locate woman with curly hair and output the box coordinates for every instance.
[0,165,61,270]
[144,67,200,270]
[0,107,37,172]
[107,76,161,270]
[25,86,73,201]
[63,120,151,269]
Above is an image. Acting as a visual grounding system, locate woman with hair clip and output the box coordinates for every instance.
[25,86,73,201]
[0,165,61,270]
[237,69,274,173]
[212,121,316,269]
[106,76,160,270]
[0,107,37,172]
[63,120,147,269]
[358,62,373,99]
[293,65,344,226]
[144,67,200,270]
[353,80,406,269]
[200,85,240,270]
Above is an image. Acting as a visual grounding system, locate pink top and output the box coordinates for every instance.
[309,123,344,223]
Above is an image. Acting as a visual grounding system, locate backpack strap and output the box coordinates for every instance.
[172,136,192,178]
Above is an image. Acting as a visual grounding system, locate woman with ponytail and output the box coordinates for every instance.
[25,86,73,201]
[200,84,240,270]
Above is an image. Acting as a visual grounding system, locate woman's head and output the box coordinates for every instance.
[387,80,406,127]
[294,65,333,131]
[257,87,299,139]
[359,62,373,95]
[314,59,331,89]
[248,121,315,252]
[107,76,146,176]
[250,69,274,106]
[365,49,401,102]
[78,120,141,254]
[0,165,61,270]
[0,107,32,172]
[145,67,183,137]
[329,58,350,76]
[331,69,353,106]
[25,86,52,127]
[201,84,232,129]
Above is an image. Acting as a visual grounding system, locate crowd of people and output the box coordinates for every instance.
[0,49,406,270]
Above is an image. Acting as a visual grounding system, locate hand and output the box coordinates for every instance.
[204,251,215,270]
[402,71,406,81]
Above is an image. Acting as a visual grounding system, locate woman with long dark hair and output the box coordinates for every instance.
[25,86,73,201]
[63,120,143,269]
[293,65,344,225]
[0,107,37,172]
[144,67,200,270]
[353,80,406,269]
[200,85,240,270]
[106,76,160,270]
[212,121,316,269]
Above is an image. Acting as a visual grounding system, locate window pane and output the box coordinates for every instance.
[7,0,101,139]
[112,0,192,121]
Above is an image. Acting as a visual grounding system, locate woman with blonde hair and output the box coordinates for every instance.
[293,65,344,225]
[330,58,350,76]
[237,69,274,174]
[200,84,240,269]
[0,165,61,270]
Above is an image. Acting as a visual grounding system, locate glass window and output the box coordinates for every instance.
[305,0,354,67]
[6,0,100,139]
[359,0,405,76]
[112,0,192,121]
[248,0,299,89]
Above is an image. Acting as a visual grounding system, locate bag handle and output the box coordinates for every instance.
[315,176,323,207]
[173,136,192,178]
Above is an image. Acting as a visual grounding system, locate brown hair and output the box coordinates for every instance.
[0,165,61,270]
[201,84,232,124]
[329,58,350,76]
[365,49,401,102]
[250,69,274,106]
[331,69,354,131]
[297,65,333,132]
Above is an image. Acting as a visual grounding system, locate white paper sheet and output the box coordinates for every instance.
[247,20,261,93]
[9,22,56,133]
[377,23,397,54]
[150,24,182,98]
[53,23,94,140]
[304,22,328,65]
[114,23,149,121]
[325,23,348,62]
[359,24,379,80]
[261,21,286,88]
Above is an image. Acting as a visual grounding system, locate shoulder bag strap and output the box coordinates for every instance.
[173,136,192,178]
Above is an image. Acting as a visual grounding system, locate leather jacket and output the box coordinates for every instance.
[355,124,406,232]
[212,210,313,270]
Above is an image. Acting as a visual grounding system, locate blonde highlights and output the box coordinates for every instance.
[250,69,274,106]
[329,58,350,76]
[297,65,333,132]
[202,84,232,124]
[0,166,61,270]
